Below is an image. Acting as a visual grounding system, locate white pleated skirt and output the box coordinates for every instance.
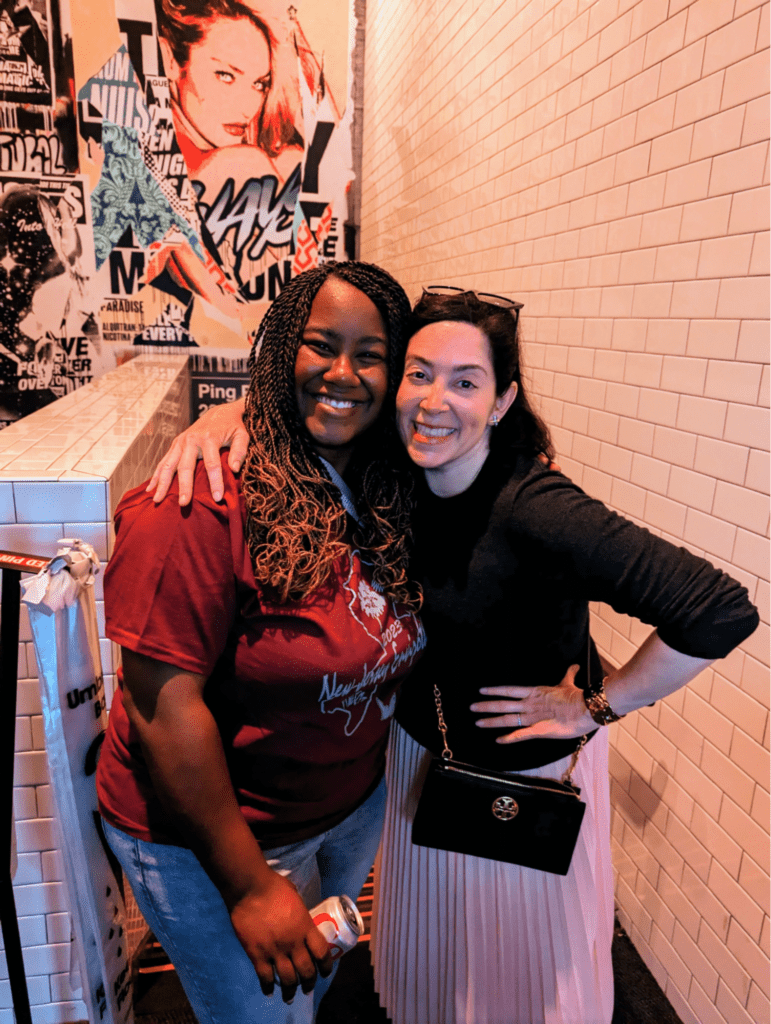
[370,723,614,1024]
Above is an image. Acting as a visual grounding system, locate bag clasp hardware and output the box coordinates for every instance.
[492,795,519,820]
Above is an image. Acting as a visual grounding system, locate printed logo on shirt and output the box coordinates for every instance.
[358,579,386,619]
[318,625,426,735]
[317,552,426,735]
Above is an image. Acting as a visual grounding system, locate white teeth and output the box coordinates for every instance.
[415,424,454,437]
[317,396,356,409]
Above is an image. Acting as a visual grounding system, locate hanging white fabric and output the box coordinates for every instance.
[21,539,134,1024]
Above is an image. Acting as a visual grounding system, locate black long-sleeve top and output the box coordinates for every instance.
[395,451,759,772]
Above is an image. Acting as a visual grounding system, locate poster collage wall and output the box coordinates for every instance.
[0,0,357,428]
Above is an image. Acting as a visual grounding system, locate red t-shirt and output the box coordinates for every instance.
[97,457,425,847]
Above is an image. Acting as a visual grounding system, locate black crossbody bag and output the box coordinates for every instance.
[411,649,591,876]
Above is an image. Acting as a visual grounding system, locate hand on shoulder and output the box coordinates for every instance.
[147,398,249,506]
[537,452,561,472]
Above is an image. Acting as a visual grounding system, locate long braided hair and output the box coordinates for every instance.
[241,261,420,608]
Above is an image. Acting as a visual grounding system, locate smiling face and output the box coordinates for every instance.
[162,16,271,150]
[397,321,518,495]
[294,277,389,476]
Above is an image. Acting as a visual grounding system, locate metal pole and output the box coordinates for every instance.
[0,565,33,1024]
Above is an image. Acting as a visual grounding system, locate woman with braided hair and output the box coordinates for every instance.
[96,261,425,1024]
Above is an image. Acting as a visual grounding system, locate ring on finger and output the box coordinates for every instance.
[516,712,522,727]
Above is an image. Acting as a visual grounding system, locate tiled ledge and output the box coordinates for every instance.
[0,355,191,553]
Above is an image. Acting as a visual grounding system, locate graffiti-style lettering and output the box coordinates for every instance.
[195,165,300,265]
[0,132,64,175]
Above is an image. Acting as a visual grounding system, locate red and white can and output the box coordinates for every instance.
[309,895,364,960]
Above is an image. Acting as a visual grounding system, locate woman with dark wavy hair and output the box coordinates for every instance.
[96,262,425,1024]
[161,282,757,1024]
[370,287,756,1024]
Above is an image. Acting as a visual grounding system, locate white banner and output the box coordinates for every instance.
[21,540,134,1024]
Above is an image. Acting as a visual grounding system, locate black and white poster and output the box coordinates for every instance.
[0,172,105,428]
[0,0,55,108]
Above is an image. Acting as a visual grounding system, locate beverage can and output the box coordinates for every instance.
[309,894,364,960]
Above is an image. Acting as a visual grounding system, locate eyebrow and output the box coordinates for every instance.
[407,354,487,373]
[304,326,388,344]
[211,57,245,75]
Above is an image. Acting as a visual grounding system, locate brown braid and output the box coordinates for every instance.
[241,261,421,609]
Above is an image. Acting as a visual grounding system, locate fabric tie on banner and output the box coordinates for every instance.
[22,540,134,1024]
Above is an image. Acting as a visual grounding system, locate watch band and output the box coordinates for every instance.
[584,676,624,726]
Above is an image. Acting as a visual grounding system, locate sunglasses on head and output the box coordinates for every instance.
[422,285,524,327]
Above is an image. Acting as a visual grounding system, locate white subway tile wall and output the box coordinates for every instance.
[0,355,189,1022]
[362,1,768,1022]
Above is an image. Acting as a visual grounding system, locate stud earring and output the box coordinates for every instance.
[490,414,499,427]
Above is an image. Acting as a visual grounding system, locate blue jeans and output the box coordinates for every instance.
[103,777,386,1024]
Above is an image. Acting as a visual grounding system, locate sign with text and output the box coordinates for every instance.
[22,542,134,1024]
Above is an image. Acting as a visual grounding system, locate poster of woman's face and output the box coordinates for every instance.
[154,0,302,178]
[161,14,272,152]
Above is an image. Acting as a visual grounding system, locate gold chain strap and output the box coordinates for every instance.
[560,632,592,785]
[561,734,587,786]
[432,682,453,759]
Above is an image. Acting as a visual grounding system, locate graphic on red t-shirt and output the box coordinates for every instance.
[317,567,420,735]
